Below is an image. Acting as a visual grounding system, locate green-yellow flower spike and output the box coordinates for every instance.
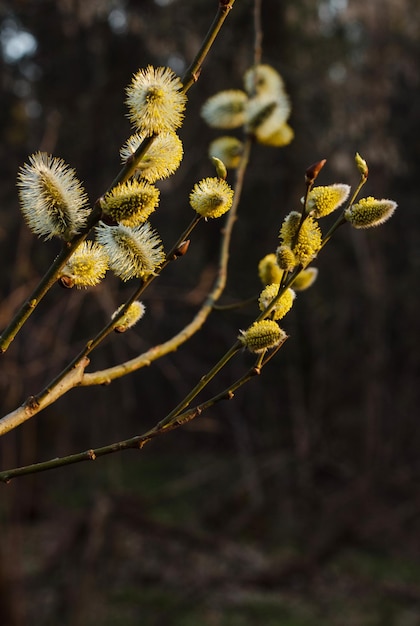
[345,197,397,229]
[258,284,296,321]
[279,212,322,267]
[209,136,244,170]
[101,180,160,227]
[17,152,89,241]
[291,267,318,291]
[306,184,351,218]
[294,216,322,267]
[279,211,302,247]
[189,177,234,219]
[120,131,183,183]
[112,301,146,333]
[126,66,187,135]
[96,222,165,281]
[276,245,297,271]
[239,320,286,353]
[201,90,248,129]
[258,253,283,286]
[60,241,108,288]
[243,64,286,98]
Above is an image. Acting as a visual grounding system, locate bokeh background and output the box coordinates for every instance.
[1,0,420,624]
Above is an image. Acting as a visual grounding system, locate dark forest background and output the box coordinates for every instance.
[1,0,420,624]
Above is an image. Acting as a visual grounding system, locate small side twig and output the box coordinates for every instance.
[0,334,288,483]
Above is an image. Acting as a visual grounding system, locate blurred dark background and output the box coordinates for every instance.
[1,0,419,624]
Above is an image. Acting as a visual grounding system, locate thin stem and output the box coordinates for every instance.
[213,294,258,311]
[349,173,369,208]
[0,334,288,483]
[161,215,202,268]
[319,213,346,250]
[181,0,236,92]
[155,341,242,430]
[253,0,263,66]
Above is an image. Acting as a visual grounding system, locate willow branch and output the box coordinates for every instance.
[156,341,242,430]
[181,0,236,92]
[33,214,202,407]
[253,0,263,66]
[0,1,237,354]
[81,134,254,386]
[0,135,253,435]
[0,334,288,483]
[0,358,89,438]
[213,294,258,311]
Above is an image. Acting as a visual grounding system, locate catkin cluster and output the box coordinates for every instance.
[16,64,236,330]
[201,64,294,170]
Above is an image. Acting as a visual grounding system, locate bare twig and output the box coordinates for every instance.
[0,334,288,483]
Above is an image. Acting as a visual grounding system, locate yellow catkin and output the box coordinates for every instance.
[306,184,350,218]
[112,301,146,332]
[258,285,295,320]
[258,254,283,286]
[239,320,286,353]
[291,267,318,291]
[345,197,397,228]
[189,177,234,219]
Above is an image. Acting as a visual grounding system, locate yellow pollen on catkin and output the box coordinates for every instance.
[239,320,286,353]
[279,212,322,267]
[126,65,187,135]
[279,211,302,246]
[189,177,234,219]
[258,254,283,286]
[101,180,160,227]
[60,241,108,288]
[344,197,397,229]
[258,284,296,320]
[293,216,322,267]
[276,245,297,271]
[306,184,351,218]
[112,301,146,332]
